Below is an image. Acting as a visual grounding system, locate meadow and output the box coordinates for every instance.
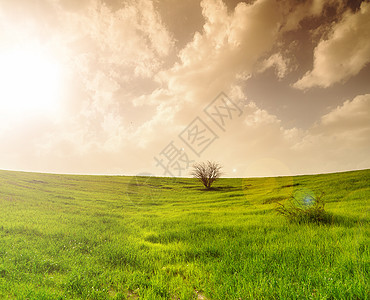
[0,169,368,299]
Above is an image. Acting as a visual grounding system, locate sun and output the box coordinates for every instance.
[0,45,62,120]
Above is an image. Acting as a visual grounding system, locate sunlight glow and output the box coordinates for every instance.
[0,45,62,120]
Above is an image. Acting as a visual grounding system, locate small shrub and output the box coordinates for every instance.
[191,161,222,189]
[275,193,333,224]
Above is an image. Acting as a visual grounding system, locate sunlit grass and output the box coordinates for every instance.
[0,169,368,299]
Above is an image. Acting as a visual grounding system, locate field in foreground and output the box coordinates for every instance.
[0,169,368,299]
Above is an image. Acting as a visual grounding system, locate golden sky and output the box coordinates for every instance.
[0,0,369,177]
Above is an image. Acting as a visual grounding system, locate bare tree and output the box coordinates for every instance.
[191,161,222,189]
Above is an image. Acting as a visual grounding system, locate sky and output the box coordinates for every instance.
[0,0,369,178]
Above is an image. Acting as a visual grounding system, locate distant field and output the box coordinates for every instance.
[0,169,368,299]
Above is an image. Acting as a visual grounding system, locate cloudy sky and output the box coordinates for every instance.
[0,0,369,177]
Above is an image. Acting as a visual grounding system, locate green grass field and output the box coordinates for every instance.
[0,169,368,299]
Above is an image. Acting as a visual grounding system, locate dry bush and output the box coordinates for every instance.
[191,161,222,189]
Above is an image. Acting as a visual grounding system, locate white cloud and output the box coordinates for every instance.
[244,104,281,127]
[258,53,290,79]
[121,0,289,163]
[292,94,370,172]
[163,0,282,88]
[294,2,370,89]
[146,0,286,132]
[320,94,370,133]
[63,0,174,79]
[212,93,370,177]
[280,0,344,32]
[309,94,370,149]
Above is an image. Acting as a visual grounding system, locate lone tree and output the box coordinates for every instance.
[191,161,222,189]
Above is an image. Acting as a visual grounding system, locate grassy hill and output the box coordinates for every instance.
[0,169,368,299]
